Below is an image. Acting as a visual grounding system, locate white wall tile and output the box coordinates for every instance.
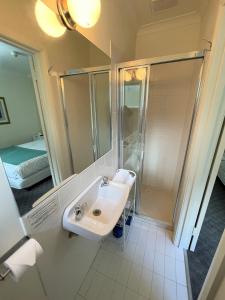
[139,267,153,298]
[85,271,105,300]
[175,260,187,286]
[138,228,148,249]
[164,278,177,300]
[127,263,143,293]
[165,255,176,281]
[133,244,146,265]
[154,252,165,276]
[176,247,185,262]
[116,257,132,286]
[111,282,126,300]
[165,231,177,259]
[143,249,155,270]
[177,284,188,300]
[98,276,115,300]
[74,295,85,300]
[124,289,147,300]
[79,268,97,297]
[155,230,166,254]
[57,176,80,210]
[151,273,164,300]
[123,240,136,261]
[146,229,157,250]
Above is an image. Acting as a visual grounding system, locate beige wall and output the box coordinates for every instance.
[44,0,138,61]
[94,72,111,157]
[136,12,201,59]
[63,74,94,174]
[135,0,220,60]
[215,276,225,300]
[198,0,220,49]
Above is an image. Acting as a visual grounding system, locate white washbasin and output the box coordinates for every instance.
[63,176,130,240]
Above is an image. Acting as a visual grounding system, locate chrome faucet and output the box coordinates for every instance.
[101,176,109,187]
[74,202,87,221]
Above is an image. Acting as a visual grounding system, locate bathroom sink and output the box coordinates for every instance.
[63,176,130,240]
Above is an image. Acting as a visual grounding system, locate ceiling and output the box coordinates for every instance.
[0,42,31,74]
[131,0,203,27]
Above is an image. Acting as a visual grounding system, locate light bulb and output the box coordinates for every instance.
[35,0,66,38]
[135,68,146,81]
[67,0,101,28]
[124,71,132,82]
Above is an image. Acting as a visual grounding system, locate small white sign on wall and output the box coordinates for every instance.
[27,194,60,231]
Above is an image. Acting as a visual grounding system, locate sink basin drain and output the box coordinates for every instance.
[93,209,101,216]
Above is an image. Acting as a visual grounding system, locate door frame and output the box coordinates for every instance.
[0,37,60,186]
[198,230,225,300]
[116,50,204,223]
[190,118,225,250]
[175,3,225,249]
[118,65,150,213]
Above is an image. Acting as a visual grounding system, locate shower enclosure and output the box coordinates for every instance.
[118,52,204,225]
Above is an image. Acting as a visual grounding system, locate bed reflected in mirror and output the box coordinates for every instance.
[0,41,53,216]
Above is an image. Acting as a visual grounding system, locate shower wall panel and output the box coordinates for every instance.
[142,60,202,204]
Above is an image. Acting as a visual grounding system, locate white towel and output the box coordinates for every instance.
[113,169,136,191]
[113,169,130,184]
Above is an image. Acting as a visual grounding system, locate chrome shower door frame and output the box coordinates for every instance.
[59,66,112,172]
[117,51,205,220]
[118,65,150,213]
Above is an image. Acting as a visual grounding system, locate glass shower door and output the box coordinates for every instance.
[119,66,149,208]
[140,59,203,224]
[119,58,203,222]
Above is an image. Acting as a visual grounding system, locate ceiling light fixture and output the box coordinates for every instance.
[35,0,101,38]
[135,68,146,81]
[67,0,101,28]
[57,0,101,30]
[35,0,66,38]
[124,68,146,82]
[124,70,132,82]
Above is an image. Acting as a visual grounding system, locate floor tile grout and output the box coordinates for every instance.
[77,217,188,300]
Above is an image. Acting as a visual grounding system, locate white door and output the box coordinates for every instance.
[190,120,225,250]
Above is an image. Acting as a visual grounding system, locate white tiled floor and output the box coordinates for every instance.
[75,217,188,300]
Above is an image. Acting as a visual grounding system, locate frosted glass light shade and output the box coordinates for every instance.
[124,71,132,82]
[135,68,146,81]
[35,0,66,38]
[67,0,101,28]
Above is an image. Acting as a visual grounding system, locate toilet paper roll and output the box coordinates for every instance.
[3,238,43,282]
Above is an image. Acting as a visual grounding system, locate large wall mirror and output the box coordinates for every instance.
[0,41,54,216]
[0,28,111,216]
[61,69,111,174]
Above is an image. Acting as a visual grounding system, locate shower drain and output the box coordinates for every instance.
[93,209,101,216]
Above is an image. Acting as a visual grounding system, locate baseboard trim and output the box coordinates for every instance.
[135,213,173,231]
[184,250,193,300]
